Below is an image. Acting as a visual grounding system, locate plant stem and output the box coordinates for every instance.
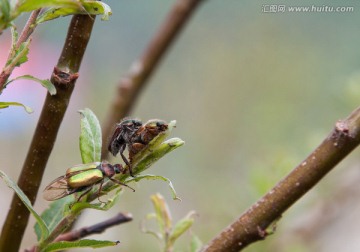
[0,9,41,92]
[0,15,96,252]
[16,9,40,48]
[101,0,204,159]
[202,106,360,251]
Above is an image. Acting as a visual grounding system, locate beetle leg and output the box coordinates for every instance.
[119,144,134,177]
[76,186,93,202]
[110,178,135,192]
[96,179,107,203]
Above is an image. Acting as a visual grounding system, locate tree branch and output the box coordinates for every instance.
[101,0,204,159]
[25,213,131,252]
[54,212,133,242]
[202,106,360,252]
[0,15,96,252]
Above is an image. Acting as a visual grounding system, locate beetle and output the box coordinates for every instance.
[108,119,143,176]
[43,161,134,202]
[128,119,168,162]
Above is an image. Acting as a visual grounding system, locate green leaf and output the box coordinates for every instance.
[150,193,172,235]
[127,174,180,201]
[83,1,112,20]
[78,108,102,164]
[6,39,30,68]
[17,0,84,13]
[15,41,29,65]
[0,101,33,113]
[5,75,56,95]
[0,0,10,19]
[190,234,203,252]
[168,211,196,247]
[0,170,49,241]
[132,137,185,175]
[10,26,19,51]
[42,239,119,252]
[0,0,11,31]
[36,7,78,23]
[35,1,112,24]
[131,120,178,166]
[34,197,73,241]
[70,188,122,213]
[141,212,163,240]
[141,226,162,241]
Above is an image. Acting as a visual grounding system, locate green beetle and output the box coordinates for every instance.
[43,161,133,201]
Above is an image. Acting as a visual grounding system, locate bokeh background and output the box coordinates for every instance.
[1,0,360,251]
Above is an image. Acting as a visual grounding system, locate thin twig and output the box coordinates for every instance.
[54,212,133,242]
[16,9,41,48]
[0,9,41,91]
[0,15,96,252]
[25,213,129,252]
[202,106,360,252]
[101,0,204,159]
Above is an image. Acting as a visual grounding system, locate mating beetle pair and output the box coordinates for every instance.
[43,119,168,201]
[108,118,168,176]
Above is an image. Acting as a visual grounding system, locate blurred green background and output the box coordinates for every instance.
[1,0,360,251]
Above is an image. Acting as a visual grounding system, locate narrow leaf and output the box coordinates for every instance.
[34,197,73,241]
[10,26,19,51]
[141,213,163,241]
[83,1,112,20]
[127,174,180,201]
[36,1,112,24]
[132,137,185,176]
[0,101,33,113]
[42,239,119,252]
[15,41,30,66]
[0,170,49,240]
[5,39,30,68]
[130,120,178,166]
[6,75,56,95]
[17,0,83,12]
[168,211,196,246]
[190,234,203,252]
[150,193,172,235]
[70,188,122,213]
[0,0,11,31]
[79,108,102,163]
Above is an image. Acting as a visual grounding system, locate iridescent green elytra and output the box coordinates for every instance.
[66,163,103,188]
[43,162,133,201]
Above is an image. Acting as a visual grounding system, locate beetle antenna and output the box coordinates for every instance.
[110,178,135,192]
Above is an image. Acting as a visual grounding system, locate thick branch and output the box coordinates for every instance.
[202,106,360,252]
[101,0,204,158]
[0,15,95,252]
